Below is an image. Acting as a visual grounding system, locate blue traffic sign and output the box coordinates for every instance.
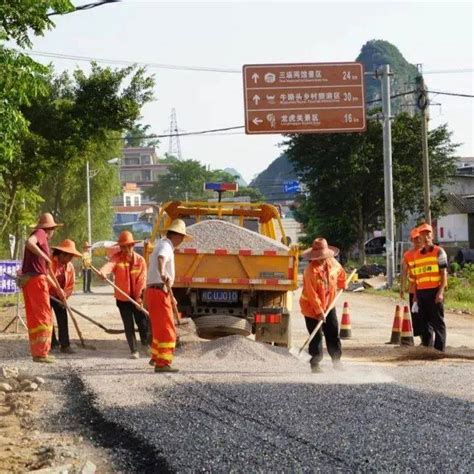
[283,181,301,194]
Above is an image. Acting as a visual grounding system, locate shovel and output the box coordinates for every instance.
[165,282,188,326]
[290,268,356,362]
[49,270,96,350]
[89,264,150,317]
[49,295,125,335]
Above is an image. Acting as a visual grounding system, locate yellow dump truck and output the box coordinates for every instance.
[144,200,299,347]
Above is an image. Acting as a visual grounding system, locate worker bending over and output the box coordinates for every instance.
[99,231,149,359]
[146,219,190,373]
[299,238,347,373]
[49,240,83,354]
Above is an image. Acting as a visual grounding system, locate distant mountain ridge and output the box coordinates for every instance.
[250,152,296,201]
[251,39,419,199]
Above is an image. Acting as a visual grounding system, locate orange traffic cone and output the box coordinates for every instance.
[400,305,414,346]
[339,302,352,339]
[386,305,402,344]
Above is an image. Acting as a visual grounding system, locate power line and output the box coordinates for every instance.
[426,90,474,98]
[366,90,417,104]
[48,0,121,16]
[16,48,474,79]
[423,68,474,75]
[19,49,241,74]
[109,125,245,141]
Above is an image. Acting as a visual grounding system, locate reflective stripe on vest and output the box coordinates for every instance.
[413,247,441,290]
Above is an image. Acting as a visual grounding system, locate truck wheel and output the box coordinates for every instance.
[193,315,252,339]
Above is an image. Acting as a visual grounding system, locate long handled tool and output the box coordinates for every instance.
[165,282,188,326]
[49,270,95,349]
[291,269,357,360]
[50,295,125,335]
[89,264,150,317]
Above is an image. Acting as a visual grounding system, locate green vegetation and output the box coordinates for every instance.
[357,39,420,114]
[145,159,263,203]
[286,112,457,263]
[366,264,474,314]
[0,4,155,258]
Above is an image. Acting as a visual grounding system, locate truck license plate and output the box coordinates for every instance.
[201,290,239,303]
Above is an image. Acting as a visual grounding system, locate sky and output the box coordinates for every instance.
[29,0,473,182]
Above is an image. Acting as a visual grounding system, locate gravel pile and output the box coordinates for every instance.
[0,366,45,394]
[176,335,295,364]
[183,219,289,252]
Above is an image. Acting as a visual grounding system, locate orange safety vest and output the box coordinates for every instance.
[49,258,75,299]
[412,245,442,290]
[101,251,147,301]
[300,257,347,319]
[403,248,418,294]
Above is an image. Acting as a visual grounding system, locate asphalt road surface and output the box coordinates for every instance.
[49,287,473,473]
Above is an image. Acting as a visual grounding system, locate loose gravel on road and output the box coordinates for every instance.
[184,219,289,251]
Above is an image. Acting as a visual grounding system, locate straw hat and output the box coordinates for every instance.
[410,227,421,240]
[166,219,192,240]
[417,223,433,234]
[302,238,339,261]
[83,241,92,249]
[116,230,141,246]
[51,239,83,257]
[30,212,63,230]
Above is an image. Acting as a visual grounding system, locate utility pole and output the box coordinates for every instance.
[416,72,431,224]
[86,160,92,245]
[379,64,395,288]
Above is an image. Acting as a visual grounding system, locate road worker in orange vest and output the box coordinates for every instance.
[145,219,190,373]
[99,231,149,358]
[20,213,63,363]
[412,223,448,352]
[299,238,347,373]
[400,227,423,342]
[49,239,83,354]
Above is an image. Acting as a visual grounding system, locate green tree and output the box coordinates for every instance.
[0,1,73,164]
[0,64,155,251]
[124,122,160,148]
[286,113,457,263]
[235,187,264,202]
[145,160,240,202]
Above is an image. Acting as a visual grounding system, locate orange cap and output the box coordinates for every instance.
[417,223,433,234]
[410,228,420,239]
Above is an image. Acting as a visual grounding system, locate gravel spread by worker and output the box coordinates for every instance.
[182,219,289,251]
[61,335,473,473]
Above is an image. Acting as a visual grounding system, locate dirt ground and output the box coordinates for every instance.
[0,304,114,473]
[0,287,472,472]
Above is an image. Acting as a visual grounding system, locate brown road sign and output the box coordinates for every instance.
[243,62,366,134]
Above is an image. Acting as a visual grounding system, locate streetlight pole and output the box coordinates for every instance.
[86,160,92,245]
[86,157,121,245]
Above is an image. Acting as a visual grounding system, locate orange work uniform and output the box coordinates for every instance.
[403,247,422,336]
[145,287,175,366]
[49,259,75,299]
[145,237,177,367]
[101,251,149,354]
[100,252,147,301]
[21,229,53,358]
[300,257,347,319]
[413,245,448,351]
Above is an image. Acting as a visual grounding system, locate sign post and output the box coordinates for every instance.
[243,62,366,134]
